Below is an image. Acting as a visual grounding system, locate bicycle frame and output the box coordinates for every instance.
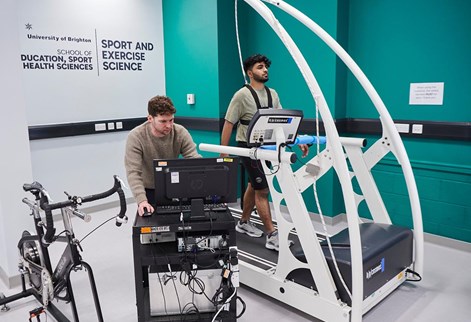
[0,176,127,322]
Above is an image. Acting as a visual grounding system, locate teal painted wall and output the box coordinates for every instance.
[163,0,243,119]
[163,0,220,118]
[347,0,471,122]
[163,0,241,122]
[162,0,243,195]
[162,0,239,151]
[237,0,347,216]
[217,2,245,118]
[238,0,342,118]
[357,152,471,242]
[163,0,470,242]
[346,0,471,242]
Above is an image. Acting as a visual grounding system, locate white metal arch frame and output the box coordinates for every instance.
[243,0,364,319]
[201,1,424,321]
[261,0,424,275]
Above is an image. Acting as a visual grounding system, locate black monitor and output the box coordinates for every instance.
[153,157,238,212]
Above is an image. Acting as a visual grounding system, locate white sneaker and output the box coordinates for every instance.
[265,231,294,251]
[236,221,263,237]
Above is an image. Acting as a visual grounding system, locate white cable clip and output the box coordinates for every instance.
[116,215,128,225]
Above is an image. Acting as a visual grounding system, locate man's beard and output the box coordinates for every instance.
[253,74,269,83]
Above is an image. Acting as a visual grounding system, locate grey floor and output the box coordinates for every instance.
[1,202,471,322]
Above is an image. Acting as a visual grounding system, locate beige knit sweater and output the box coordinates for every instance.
[124,122,200,204]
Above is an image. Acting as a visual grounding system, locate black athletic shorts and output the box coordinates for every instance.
[237,141,269,190]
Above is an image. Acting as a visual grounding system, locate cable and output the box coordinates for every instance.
[151,246,169,315]
[187,273,205,295]
[52,229,71,242]
[179,201,190,257]
[277,143,286,164]
[234,0,247,84]
[152,245,182,316]
[178,198,215,309]
[79,215,116,243]
[168,263,183,315]
[180,302,200,321]
[156,271,169,316]
[195,247,225,270]
[406,268,422,282]
[153,202,235,320]
[311,95,353,300]
[252,144,281,177]
[268,142,287,176]
[178,210,217,316]
[211,287,237,322]
[183,268,219,313]
[235,295,246,318]
[179,259,230,320]
[194,216,214,251]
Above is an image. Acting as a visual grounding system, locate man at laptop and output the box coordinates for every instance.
[125,95,201,216]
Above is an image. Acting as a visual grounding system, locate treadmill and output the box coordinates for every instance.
[199,109,422,322]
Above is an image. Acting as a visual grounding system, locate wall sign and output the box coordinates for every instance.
[409,82,444,106]
[17,0,165,125]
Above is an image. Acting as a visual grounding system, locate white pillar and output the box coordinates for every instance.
[0,0,34,286]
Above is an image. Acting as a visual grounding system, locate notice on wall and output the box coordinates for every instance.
[17,0,165,125]
[409,82,444,105]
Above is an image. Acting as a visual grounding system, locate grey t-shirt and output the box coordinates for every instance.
[224,86,281,142]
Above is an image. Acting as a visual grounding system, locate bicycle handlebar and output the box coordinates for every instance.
[23,181,53,203]
[71,208,91,223]
[22,197,37,210]
[30,175,127,244]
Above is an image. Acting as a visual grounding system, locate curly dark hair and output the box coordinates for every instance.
[243,54,271,73]
[148,95,177,116]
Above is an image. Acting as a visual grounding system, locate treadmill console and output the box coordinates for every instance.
[246,109,303,147]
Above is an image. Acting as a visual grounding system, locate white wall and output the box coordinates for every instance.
[0,0,35,280]
[0,0,164,283]
[19,0,165,125]
[29,132,129,201]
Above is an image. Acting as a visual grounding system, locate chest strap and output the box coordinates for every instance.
[240,84,272,125]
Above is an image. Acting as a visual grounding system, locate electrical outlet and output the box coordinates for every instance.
[187,93,195,105]
[394,123,410,134]
[95,123,106,131]
[412,124,423,134]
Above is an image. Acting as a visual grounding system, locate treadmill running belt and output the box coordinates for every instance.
[232,212,324,272]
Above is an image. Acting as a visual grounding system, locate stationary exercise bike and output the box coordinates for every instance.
[0,175,128,322]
